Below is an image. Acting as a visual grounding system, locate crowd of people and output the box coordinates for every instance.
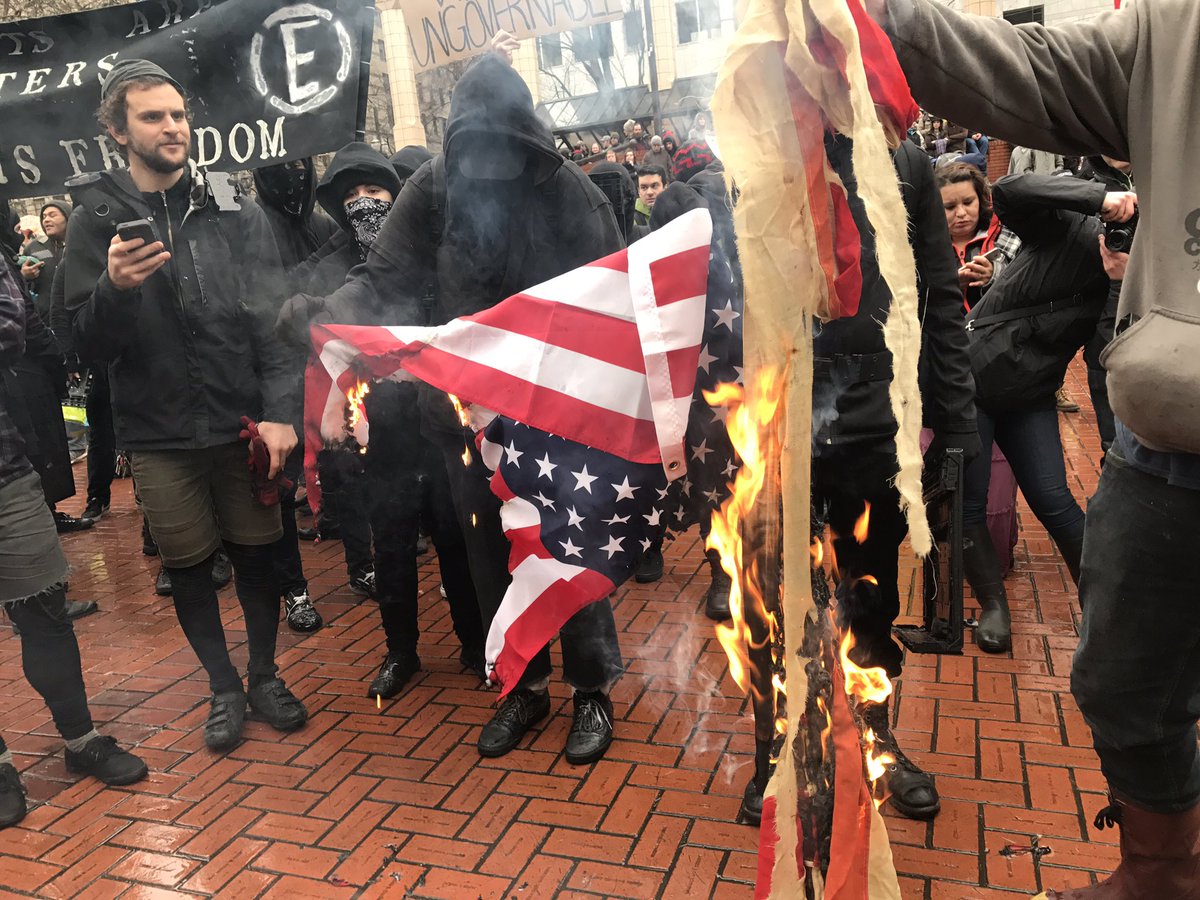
[0,4,1195,897]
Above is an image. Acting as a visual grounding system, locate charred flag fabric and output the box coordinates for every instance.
[305,206,744,688]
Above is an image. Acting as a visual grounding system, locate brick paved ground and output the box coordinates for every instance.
[0,360,1111,898]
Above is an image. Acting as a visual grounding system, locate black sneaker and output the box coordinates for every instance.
[142,520,159,556]
[54,511,95,534]
[204,691,247,751]
[64,735,148,786]
[155,568,172,596]
[82,498,109,521]
[211,549,232,589]
[247,678,307,732]
[634,549,664,583]
[297,525,319,541]
[284,591,323,633]
[367,652,421,700]
[564,690,614,765]
[0,763,27,828]
[477,688,550,758]
[349,568,376,599]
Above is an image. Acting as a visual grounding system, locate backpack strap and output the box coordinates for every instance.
[966,293,1089,331]
[429,155,446,247]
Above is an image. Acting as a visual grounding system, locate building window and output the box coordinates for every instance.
[675,0,720,44]
[624,9,644,53]
[571,22,614,60]
[1003,5,1044,24]
[538,35,563,68]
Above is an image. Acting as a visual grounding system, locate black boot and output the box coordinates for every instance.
[703,549,732,621]
[367,652,420,700]
[1055,531,1084,587]
[64,735,148,786]
[635,548,664,583]
[64,599,99,620]
[0,763,27,827]
[861,701,940,820]
[740,777,765,825]
[962,522,1011,653]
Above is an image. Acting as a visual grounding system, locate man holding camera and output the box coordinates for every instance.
[868,0,1200,895]
[64,59,304,752]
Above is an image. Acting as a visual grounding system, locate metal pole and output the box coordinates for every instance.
[642,0,663,135]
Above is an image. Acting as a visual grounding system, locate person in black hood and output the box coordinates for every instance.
[278,51,625,765]
[390,145,433,185]
[253,158,337,289]
[309,140,486,692]
[805,135,980,824]
[66,59,306,753]
[20,200,71,321]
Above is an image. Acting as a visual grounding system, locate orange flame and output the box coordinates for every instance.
[839,622,896,807]
[448,393,471,428]
[346,380,370,432]
[703,369,784,699]
[853,501,871,543]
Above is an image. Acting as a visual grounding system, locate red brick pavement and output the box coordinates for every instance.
[0,360,1113,898]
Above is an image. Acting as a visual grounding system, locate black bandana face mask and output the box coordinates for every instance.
[345,196,392,260]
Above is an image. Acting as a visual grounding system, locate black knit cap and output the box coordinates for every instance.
[101,58,184,101]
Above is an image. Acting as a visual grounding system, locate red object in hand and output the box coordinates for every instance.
[239,416,293,507]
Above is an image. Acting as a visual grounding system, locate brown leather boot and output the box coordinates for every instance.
[1044,793,1200,899]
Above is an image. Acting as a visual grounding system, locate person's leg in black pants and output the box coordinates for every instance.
[221,542,284,690]
[274,450,321,633]
[423,443,485,671]
[6,586,95,742]
[814,452,941,821]
[84,369,115,515]
[1066,453,1200,896]
[168,552,242,695]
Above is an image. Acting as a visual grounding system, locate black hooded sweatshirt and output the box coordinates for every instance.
[303,54,622,445]
[588,161,645,244]
[253,158,338,284]
[306,142,402,298]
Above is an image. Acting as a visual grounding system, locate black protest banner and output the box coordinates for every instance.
[0,0,375,201]
[394,0,623,72]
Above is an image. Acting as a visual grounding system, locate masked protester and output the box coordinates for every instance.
[279,52,626,764]
[248,158,340,633]
[309,141,488,696]
[65,59,305,752]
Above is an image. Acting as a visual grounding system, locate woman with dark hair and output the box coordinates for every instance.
[662,131,679,158]
[935,163,1007,311]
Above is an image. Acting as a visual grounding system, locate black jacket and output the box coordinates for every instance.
[66,165,294,451]
[303,55,622,445]
[966,174,1110,410]
[813,137,976,452]
[23,200,70,320]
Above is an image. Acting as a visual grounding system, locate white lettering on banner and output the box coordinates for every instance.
[22,67,50,95]
[126,10,153,38]
[0,30,54,56]
[94,135,126,171]
[15,145,39,184]
[195,118,287,167]
[58,61,87,89]
[399,0,623,71]
[59,138,90,178]
[250,4,351,116]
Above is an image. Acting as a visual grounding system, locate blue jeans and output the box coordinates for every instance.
[963,404,1085,577]
[1072,453,1200,812]
[965,136,989,157]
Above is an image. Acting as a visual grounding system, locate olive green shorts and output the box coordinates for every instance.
[132,443,282,568]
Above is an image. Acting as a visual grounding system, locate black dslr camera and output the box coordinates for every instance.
[1104,209,1139,254]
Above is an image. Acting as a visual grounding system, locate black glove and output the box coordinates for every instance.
[275,292,328,347]
[926,427,982,465]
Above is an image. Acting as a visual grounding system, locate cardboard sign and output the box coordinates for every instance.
[0,0,374,201]
[394,0,624,71]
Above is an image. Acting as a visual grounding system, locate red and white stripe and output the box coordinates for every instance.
[304,208,712,480]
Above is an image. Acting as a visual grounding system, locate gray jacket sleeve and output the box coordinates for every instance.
[885,0,1137,159]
